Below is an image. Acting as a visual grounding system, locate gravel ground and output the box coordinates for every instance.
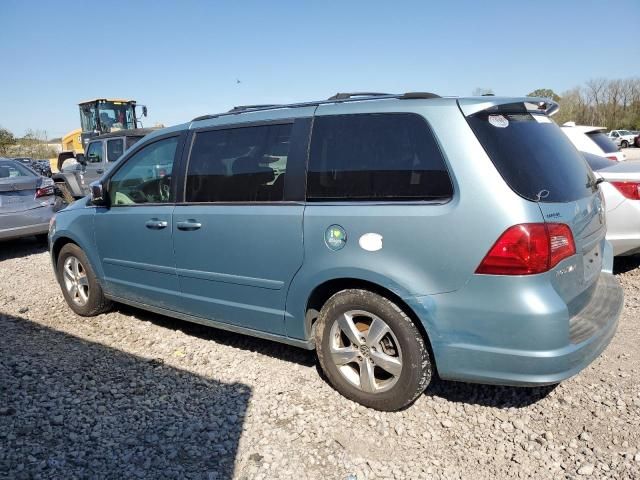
[1,239,639,480]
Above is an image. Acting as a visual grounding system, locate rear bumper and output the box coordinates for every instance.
[408,272,623,386]
[0,222,49,241]
[606,199,640,256]
[0,207,53,241]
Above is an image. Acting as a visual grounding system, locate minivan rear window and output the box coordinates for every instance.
[467,111,596,203]
[586,132,618,153]
[307,113,453,201]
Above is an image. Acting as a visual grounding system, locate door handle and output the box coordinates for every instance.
[176,220,202,231]
[96,169,104,174]
[145,219,168,230]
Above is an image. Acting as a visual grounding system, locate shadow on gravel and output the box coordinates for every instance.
[0,237,48,261]
[114,304,316,368]
[0,313,250,480]
[425,378,556,408]
[613,255,640,275]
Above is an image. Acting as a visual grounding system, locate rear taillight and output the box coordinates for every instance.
[611,181,640,200]
[475,223,576,275]
[605,155,618,162]
[35,185,54,198]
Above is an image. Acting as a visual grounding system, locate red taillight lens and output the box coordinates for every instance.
[475,223,576,275]
[35,185,54,198]
[611,181,640,200]
[547,223,576,268]
[606,155,619,162]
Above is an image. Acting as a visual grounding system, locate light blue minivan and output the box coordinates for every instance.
[50,93,624,410]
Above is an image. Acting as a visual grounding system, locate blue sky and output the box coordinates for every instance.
[1,0,639,138]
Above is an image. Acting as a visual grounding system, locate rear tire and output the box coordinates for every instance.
[315,289,432,411]
[57,243,112,316]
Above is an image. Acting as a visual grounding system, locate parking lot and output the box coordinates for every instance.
[625,148,640,161]
[1,233,639,479]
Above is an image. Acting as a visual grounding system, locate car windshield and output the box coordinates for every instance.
[618,130,631,135]
[0,160,35,180]
[466,109,596,203]
[586,131,618,153]
[80,101,136,133]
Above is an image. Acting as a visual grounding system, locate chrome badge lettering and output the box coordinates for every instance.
[556,264,576,277]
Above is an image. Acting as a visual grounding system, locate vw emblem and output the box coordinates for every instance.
[11,183,18,191]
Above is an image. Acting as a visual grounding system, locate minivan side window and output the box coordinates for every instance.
[307,113,453,201]
[108,137,178,206]
[107,139,124,162]
[185,123,292,202]
[86,141,103,163]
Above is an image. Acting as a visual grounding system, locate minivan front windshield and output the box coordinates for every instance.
[467,109,597,203]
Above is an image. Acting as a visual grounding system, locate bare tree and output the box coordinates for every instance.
[557,77,640,129]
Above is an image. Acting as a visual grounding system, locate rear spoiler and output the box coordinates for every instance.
[457,97,560,117]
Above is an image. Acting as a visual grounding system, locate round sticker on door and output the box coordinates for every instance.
[488,114,509,128]
[325,225,347,251]
[359,233,383,252]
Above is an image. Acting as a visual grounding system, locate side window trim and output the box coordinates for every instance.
[104,131,187,207]
[180,118,307,205]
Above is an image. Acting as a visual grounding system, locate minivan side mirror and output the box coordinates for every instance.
[90,181,107,206]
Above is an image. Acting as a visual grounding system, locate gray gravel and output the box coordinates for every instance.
[1,238,639,479]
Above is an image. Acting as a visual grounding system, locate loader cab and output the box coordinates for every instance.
[78,99,147,149]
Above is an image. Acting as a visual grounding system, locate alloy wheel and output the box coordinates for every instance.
[63,256,90,306]
[329,309,403,393]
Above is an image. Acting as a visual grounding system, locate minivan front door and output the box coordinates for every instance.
[94,135,183,309]
[172,119,310,335]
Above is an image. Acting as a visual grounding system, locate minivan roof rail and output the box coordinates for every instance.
[399,92,441,100]
[228,104,283,113]
[191,91,443,122]
[327,92,391,100]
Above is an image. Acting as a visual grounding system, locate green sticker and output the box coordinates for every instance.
[325,225,347,251]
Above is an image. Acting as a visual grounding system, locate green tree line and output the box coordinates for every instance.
[0,127,58,159]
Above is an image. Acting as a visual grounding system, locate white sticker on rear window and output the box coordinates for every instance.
[488,114,509,128]
[533,115,551,124]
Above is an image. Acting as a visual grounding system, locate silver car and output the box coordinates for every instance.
[0,158,57,242]
[583,152,640,256]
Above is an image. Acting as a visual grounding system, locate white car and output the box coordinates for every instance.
[608,130,636,149]
[562,122,625,162]
[583,151,640,256]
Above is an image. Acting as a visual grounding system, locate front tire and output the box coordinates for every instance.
[621,140,629,149]
[315,289,432,411]
[57,243,112,316]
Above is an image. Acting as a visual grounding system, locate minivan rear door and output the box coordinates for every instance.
[462,99,606,302]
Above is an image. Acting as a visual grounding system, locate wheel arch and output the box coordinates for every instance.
[302,277,436,368]
[50,232,104,286]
